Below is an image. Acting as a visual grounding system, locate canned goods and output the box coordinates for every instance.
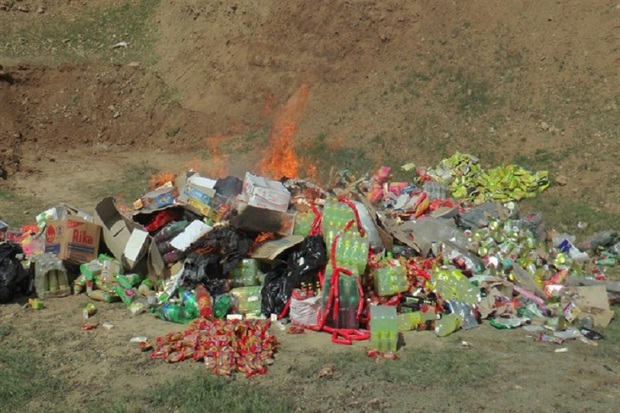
[83,303,97,319]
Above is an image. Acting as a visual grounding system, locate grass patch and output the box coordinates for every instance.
[294,347,495,389]
[0,0,160,64]
[115,371,294,413]
[0,324,13,340]
[303,133,374,181]
[519,194,620,234]
[0,348,65,412]
[0,188,17,201]
[80,164,157,203]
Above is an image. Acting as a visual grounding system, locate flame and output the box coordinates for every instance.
[250,232,276,252]
[204,134,229,179]
[259,83,310,179]
[185,135,229,179]
[149,172,177,191]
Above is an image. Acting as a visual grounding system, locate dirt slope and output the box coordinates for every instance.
[1,1,618,220]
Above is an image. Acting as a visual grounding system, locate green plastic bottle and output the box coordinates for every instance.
[213,294,233,319]
[155,303,194,324]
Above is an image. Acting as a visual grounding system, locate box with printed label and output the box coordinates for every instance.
[45,217,101,263]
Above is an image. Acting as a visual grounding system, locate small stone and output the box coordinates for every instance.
[540,121,549,131]
[555,175,568,186]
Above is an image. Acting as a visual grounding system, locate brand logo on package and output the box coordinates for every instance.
[46,225,62,243]
[73,229,94,245]
[67,220,84,229]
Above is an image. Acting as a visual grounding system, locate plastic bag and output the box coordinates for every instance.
[290,292,322,327]
[0,243,28,303]
[260,264,288,317]
[283,235,327,295]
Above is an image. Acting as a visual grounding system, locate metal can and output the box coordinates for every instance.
[83,303,97,319]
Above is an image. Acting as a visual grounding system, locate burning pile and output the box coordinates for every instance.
[2,86,618,374]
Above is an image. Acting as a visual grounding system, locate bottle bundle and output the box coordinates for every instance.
[33,253,70,298]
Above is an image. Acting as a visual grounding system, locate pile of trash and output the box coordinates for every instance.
[1,152,618,374]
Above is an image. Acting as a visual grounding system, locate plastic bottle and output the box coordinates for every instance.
[153,220,189,243]
[195,285,213,318]
[435,313,461,337]
[213,294,233,319]
[155,303,194,324]
[181,289,200,318]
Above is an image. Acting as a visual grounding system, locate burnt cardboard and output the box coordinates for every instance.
[252,235,304,261]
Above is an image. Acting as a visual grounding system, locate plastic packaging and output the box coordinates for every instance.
[230,258,260,287]
[374,254,408,297]
[195,284,213,318]
[213,294,233,319]
[370,305,398,352]
[155,303,195,324]
[435,313,461,337]
[230,286,262,316]
[32,253,70,299]
[290,291,322,327]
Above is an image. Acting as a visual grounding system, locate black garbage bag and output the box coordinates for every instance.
[181,253,228,296]
[283,235,327,296]
[260,263,288,317]
[188,226,253,274]
[0,243,28,303]
[260,236,327,316]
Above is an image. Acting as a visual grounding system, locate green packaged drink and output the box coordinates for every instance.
[230,286,262,316]
[80,259,102,281]
[397,311,423,332]
[213,294,233,319]
[112,285,137,306]
[374,257,408,297]
[116,273,143,289]
[435,313,461,337]
[370,305,398,352]
[181,290,200,318]
[155,303,194,324]
[230,259,259,287]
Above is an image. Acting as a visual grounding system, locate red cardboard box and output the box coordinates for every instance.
[45,217,101,263]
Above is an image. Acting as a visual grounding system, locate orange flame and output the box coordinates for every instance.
[259,83,310,179]
[204,134,229,179]
[185,135,229,179]
[149,172,177,190]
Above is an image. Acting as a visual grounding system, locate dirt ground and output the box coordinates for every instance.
[1,1,619,412]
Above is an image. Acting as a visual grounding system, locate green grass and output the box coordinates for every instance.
[292,347,495,389]
[0,188,17,201]
[0,0,160,64]
[303,133,374,181]
[0,343,65,412]
[108,371,294,413]
[0,324,13,339]
[519,194,620,234]
[79,164,158,203]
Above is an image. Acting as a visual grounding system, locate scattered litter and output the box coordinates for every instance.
[554,347,568,353]
[0,153,618,374]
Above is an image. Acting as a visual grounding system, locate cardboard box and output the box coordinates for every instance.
[139,185,179,211]
[232,204,295,236]
[94,197,150,270]
[45,217,101,263]
[179,175,232,222]
[242,173,291,212]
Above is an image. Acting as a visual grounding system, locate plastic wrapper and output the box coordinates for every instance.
[432,267,479,305]
[149,318,278,377]
[0,242,28,303]
[260,265,289,317]
[290,291,322,327]
[444,300,479,330]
